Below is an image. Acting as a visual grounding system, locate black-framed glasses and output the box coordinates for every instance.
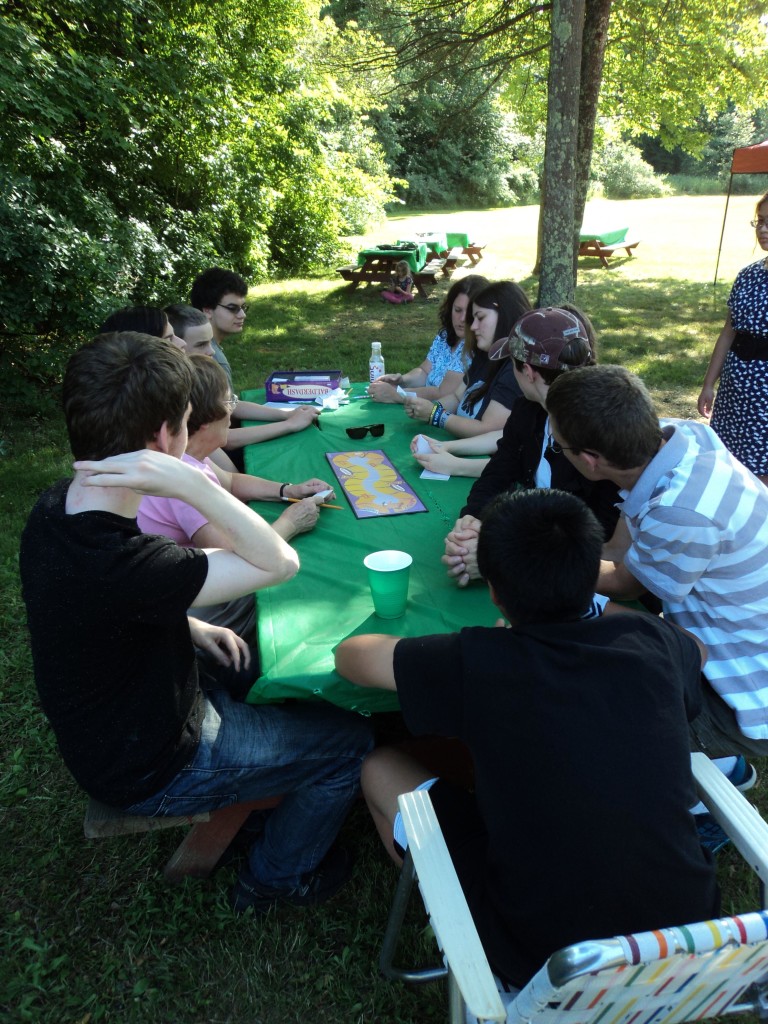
[547,434,577,455]
[217,302,248,314]
[750,219,767,230]
[346,423,385,439]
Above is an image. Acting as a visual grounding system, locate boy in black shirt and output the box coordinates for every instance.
[21,331,372,912]
[335,488,718,987]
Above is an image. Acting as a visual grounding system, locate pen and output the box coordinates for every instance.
[282,497,344,510]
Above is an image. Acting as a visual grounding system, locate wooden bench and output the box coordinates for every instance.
[425,246,466,277]
[84,796,281,884]
[463,242,486,266]
[337,256,441,298]
[578,235,640,268]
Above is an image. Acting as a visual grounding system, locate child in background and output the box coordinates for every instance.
[381,260,414,304]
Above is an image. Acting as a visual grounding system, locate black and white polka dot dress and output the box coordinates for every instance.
[711,258,768,476]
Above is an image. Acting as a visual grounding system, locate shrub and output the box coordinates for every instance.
[598,141,671,199]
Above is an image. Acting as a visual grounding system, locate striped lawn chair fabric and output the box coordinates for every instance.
[507,912,768,1024]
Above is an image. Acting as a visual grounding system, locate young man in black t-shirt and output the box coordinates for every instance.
[189,266,319,453]
[21,332,372,913]
[335,488,718,988]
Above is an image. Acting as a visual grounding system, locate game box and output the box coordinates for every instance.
[264,370,342,403]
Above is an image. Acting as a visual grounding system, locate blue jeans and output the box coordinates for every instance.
[124,690,374,889]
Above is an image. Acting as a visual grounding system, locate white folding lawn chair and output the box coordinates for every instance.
[380,752,768,1024]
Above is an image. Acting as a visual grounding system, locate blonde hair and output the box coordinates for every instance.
[395,260,409,276]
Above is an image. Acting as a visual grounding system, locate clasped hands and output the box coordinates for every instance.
[442,514,482,588]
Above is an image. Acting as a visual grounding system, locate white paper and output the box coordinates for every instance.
[413,434,450,480]
[315,388,349,408]
[396,385,417,398]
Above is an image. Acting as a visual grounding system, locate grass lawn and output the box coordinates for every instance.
[1,194,767,1023]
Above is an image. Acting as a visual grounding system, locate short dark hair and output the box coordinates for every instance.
[190,267,248,311]
[546,365,663,470]
[63,333,193,461]
[477,489,603,624]
[164,303,209,339]
[98,306,168,338]
[187,354,229,436]
[437,274,489,348]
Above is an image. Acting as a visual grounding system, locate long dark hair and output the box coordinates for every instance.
[464,281,531,410]
[437,274,490,348]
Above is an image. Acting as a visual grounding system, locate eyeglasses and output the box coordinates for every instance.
[750,219,767,230]
[547,434,599,458]
[547,434,577,455]
[346,423,385,439]
[217,303,248,314]
[223,395,239,412]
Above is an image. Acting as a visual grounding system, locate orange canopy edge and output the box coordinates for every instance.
[731,140,768,174]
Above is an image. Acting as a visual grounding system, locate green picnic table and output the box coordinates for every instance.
[240,386,497,714]
[578,226,640,267]
[356,243,428,274]
[578,226,629,245]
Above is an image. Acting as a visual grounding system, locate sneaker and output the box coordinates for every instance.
[231,846,353,915]
[726,755,758,792]
[696,813,731,855]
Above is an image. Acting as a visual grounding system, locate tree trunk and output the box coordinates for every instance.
[537,0,586,306]
[572,0,613,282]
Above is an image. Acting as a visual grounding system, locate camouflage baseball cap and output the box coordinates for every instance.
[489,307,591,369]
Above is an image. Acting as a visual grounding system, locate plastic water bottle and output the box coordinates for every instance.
[369,341,385,383]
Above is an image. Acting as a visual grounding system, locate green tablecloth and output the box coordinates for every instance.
[356,243,428,274]
[578,226,628,245]
[241,386,497,714]
[446,231,470,249]
[415,232,448,254]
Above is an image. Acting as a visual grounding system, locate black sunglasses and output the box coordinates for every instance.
[346,423,385,439]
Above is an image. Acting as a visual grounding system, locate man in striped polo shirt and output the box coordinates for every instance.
[546,364,768,758]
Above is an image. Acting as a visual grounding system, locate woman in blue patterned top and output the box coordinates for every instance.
[698,191,768,485]
[369,275,488,403]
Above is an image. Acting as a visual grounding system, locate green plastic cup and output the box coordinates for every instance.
[363,550,413,618]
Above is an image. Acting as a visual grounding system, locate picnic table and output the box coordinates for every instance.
[357,242,428,274]
[416,232,448,254]
[337,251,442,298]
[578,226,640,268]
[240,385,497,714]
[415,230,484,265]
[424,246,466,277]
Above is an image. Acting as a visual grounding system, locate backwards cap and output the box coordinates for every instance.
[490,307,591,369]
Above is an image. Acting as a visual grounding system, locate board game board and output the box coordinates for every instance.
[325,450,427,518]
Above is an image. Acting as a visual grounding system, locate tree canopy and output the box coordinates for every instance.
[1,0,766,393]
[0,0,395,387]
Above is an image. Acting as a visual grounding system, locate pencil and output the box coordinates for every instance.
[282,497,344,510]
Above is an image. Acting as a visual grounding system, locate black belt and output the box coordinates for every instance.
[731,331,768,361]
